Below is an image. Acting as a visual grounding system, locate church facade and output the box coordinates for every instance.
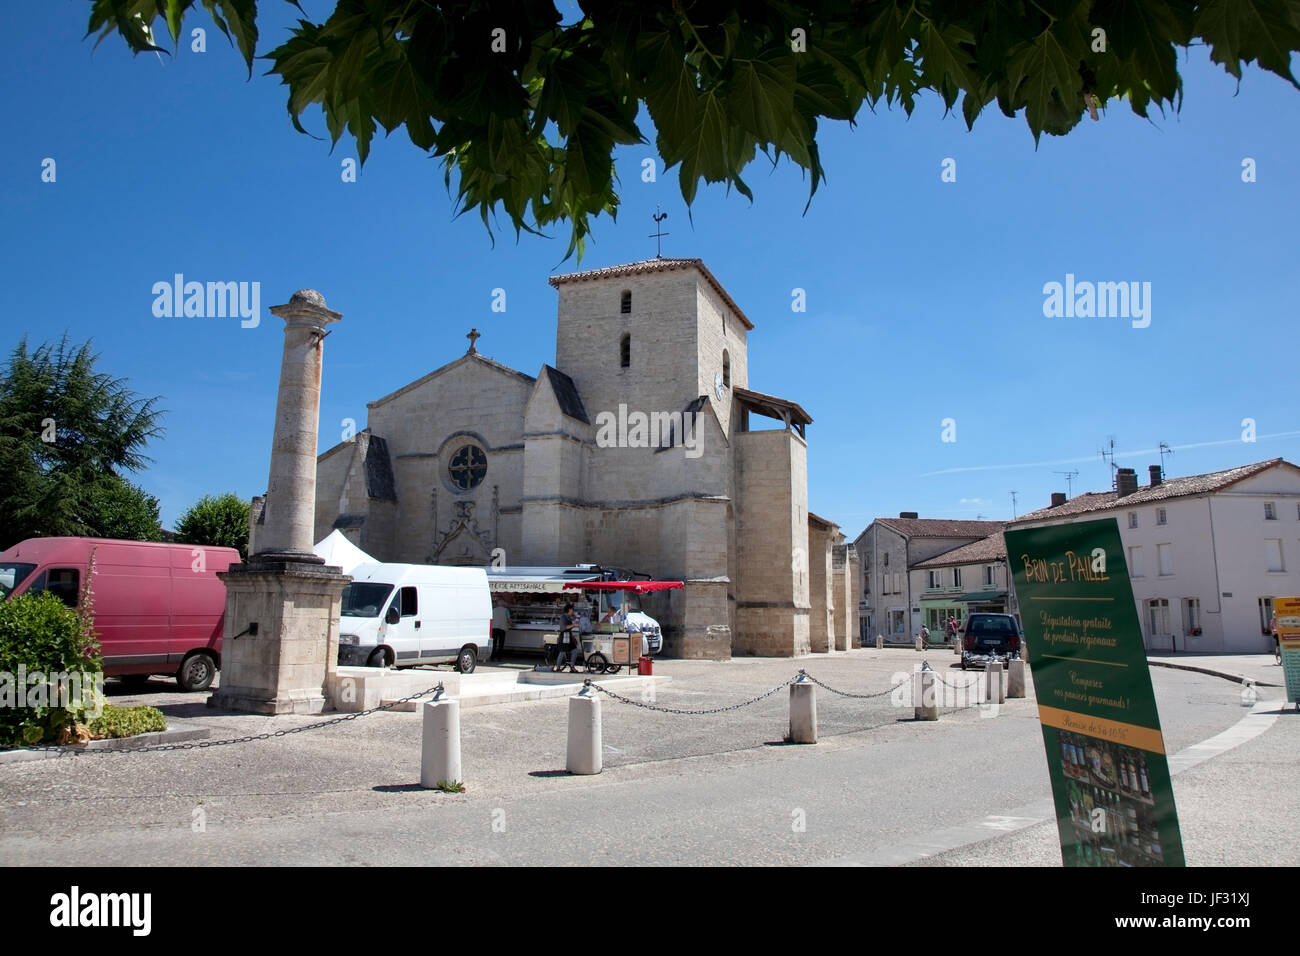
[310,258,857,658]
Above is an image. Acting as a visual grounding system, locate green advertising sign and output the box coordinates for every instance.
[1005,517,1185,867]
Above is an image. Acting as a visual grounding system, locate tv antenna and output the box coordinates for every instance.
[1099,435,1117,490]
[1010,490,1018,519]
[1054,469,1080,497]
[1158,441,1174,476]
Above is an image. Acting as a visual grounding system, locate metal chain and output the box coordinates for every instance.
[932,673,984,690]
[2,681,450,758]
[586,674,800,714]
[797,670,904,700]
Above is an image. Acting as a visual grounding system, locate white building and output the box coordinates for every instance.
[1007,459,1300,654]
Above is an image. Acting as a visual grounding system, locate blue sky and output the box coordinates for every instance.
[2,2,1297,538]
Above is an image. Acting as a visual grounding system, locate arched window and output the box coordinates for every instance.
[620,290,632,314]
[722,350,731,387]
[620,333,630,368]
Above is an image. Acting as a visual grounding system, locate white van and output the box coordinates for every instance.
[337,563,492,673]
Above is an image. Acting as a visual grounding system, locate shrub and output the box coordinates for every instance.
[0,591,103,747]
[87,704,166,740]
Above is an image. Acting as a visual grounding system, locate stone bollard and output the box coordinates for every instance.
[420,696,461,789]
[986,661,1006,704]
[566,685,602,774]
[915,634,923,652]
[875,634,883,649]
[789,675,818,743]
[914,666,939,721]
[1007,658,1026,698]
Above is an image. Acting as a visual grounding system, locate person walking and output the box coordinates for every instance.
[556,602,581,672]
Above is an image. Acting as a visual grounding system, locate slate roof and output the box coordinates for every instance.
[913,532,1007,568]
[548,258,755,330]
[364,435,397,501]
[542,365,590,424]
[1009,458,1293,525]
[874,517,1004,539]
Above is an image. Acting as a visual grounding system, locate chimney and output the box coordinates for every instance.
[899,511,919,519]
[1051,492,1067,507]
[1116,467,1138,497]
[1149,465,1163,487]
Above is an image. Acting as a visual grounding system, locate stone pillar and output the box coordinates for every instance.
[209,290,350,715]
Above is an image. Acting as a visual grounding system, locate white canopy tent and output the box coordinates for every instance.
[312,530,378,575]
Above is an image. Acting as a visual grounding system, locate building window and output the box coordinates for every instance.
[1260,597,1275,634]
[927,570,940,589]
[620,290,631,314]
[1183,598,1201,634]
[722,350,731,387]
[1128,512,1138,529]
[983,565,995,586]
[953,568,962,588]
[448,444,488,491]
[883,553,889,566]
[1265,539,1285,572]
[1156,507,1167,525]
[1157,543,1173,576]
[1128,546,1143,578]
[619,333,630,368]
[1265,501,1277,520]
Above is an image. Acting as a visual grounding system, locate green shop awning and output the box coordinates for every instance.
[960,590,1007,603]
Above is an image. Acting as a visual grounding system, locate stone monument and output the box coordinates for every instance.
[209,290,350,715]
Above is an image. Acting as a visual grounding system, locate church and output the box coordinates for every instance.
[310,257,858,658]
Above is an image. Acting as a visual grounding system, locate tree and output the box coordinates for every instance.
[173,493,250,560]
[0,336,164,549]
[88,1,1300,257]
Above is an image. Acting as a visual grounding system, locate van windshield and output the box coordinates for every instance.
[608,589,643,615]
[341,583,394,618]
[0,563,36,600]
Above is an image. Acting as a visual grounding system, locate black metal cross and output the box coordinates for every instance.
[650,207,669,259]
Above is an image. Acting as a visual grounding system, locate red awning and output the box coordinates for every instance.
[562,581,684,593]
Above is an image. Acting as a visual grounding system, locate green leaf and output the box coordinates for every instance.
[199,0,259,74]
[1196,0,1300,86]
[727,57,795,144]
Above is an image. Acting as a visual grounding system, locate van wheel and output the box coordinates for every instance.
[366,648,387,669]
[456,646,477,674]
[177,652,217,692]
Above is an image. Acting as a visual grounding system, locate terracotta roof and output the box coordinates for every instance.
[874,517,1004,539]
[808,511,840,530]
[549,258,755,330]
[1010,458,1294,525]
[913,533,1007,568]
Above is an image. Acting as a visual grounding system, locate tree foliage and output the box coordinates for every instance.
[0,336,164,549]
[88,1,1300,257]
[173,492,251,559]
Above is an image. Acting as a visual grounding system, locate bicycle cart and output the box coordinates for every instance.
[544,579,684,673]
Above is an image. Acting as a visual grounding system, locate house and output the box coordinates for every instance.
[853,515,1003,643]
[910,531,1015,637]
[1006,459,1300,653]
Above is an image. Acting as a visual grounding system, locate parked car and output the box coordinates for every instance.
[337,562,492,673]
[960,612,1023,670]
[0,536,240,690]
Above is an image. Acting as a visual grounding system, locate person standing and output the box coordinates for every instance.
[491,602,511,662]
[556,602,581,671]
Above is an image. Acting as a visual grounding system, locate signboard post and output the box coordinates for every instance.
[1274,596,1300,710]
[1006,517,1185,867]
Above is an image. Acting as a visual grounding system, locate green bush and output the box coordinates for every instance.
[0,591,103,747]
[87,704,166,739]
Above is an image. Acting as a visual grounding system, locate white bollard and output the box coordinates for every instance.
[566,688,602,774]
[914,668,939,720]
[789,678,818,743]
[915,634,923,651]
[875,633,883,649]
[986,661,1006,704]
[1007,659,1026,698]
[420,698,462,789]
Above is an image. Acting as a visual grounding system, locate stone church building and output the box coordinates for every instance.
[309,258,858,658]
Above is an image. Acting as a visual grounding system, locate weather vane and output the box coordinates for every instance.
[650,206,669,259]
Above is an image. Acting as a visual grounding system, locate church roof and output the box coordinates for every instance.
[549,258,755,330]
[733,386,813,426]
[367,350,536,411]
[542,366,590,424]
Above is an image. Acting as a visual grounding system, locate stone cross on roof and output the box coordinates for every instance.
[467,328,481,353]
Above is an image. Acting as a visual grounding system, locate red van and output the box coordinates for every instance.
[0,537,239,691]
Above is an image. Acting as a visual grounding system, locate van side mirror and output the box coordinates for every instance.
[386,606,400,625]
